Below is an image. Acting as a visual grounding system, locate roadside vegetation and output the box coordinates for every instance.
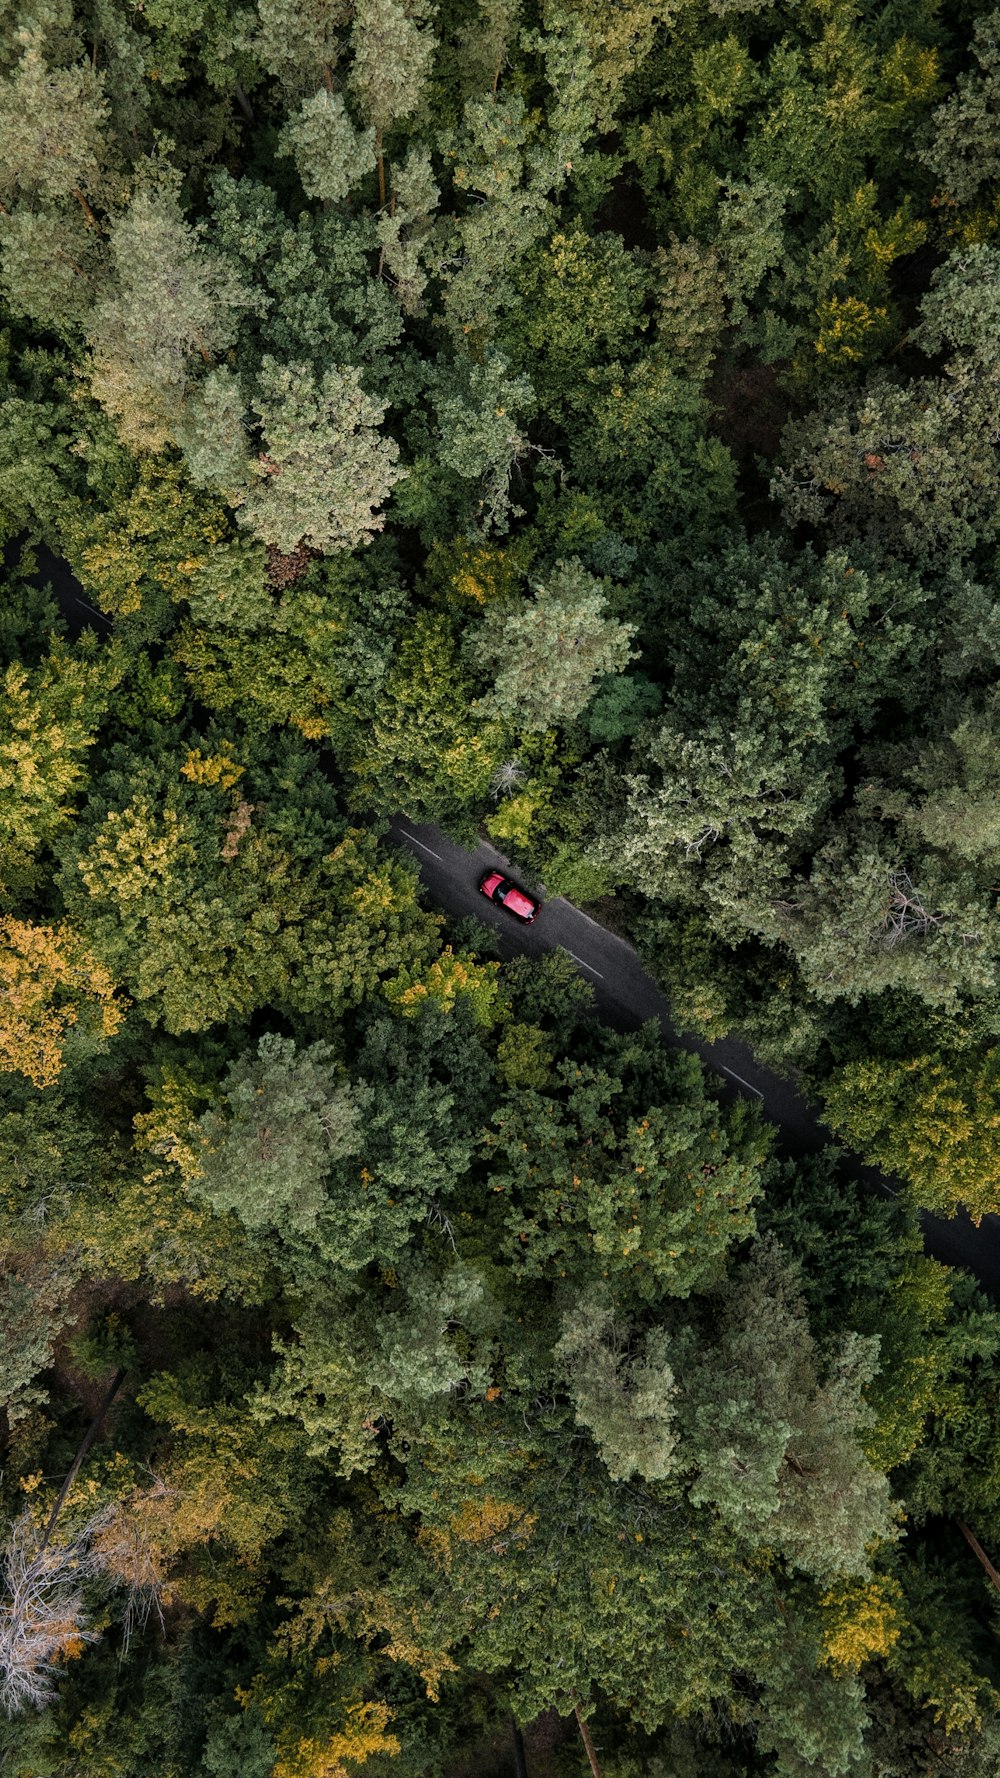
[4,0,1000,1772]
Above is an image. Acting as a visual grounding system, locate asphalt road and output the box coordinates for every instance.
[388,816,1000,1298]
[17,542,998,1296]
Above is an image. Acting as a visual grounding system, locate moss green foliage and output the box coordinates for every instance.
[3,0,1000,1772]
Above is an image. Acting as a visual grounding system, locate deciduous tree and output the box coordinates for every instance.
[0,917,124,1089]
[823,1051,1000,1223]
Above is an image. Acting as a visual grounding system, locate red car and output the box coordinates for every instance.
[479,870,541,925]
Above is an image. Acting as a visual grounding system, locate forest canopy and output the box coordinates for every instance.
[4,0,1000,1774]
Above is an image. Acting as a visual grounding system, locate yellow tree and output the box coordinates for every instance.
[385,946,506,1028]
[820,1577,903,1674]
[0,918,124,1088]
[271,1702,400,1778]
[823,1051,1000,1222]
[0,645,120,899]
[352,611,504,823]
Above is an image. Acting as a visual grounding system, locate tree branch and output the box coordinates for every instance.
[40,1367,127,1553]
[957,1519,1000,1596]
[574,1703,603,1778]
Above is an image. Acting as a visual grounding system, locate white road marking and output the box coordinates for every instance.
[715,1064,764,1100]
[562,901,639,952]
[564,949,605,980]
[75,598,109,621]
[396,829,444,861]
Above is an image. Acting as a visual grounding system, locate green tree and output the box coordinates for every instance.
[254,0,350,94]
[392,1267,495,1398]
[0,207,103,335]
[511,222,650,416]
[205,170,404,377]
[192,1035,364,1234]
[584,671,662,745]
[766,830,997,1013]
[177,367,250,495]
[438,17,609,350]
[678,1240,896,1583]
[756,1626,870,1778]
[455,0,520,99]
[348,0,437,207]
[0,1249,80,1423]
[61,458,232,626]
[238,358,404,555]
[484,1032,766,1304]
[428,349,534,533]
[468,556,636,731]
[87,182,251,452]
[437,95,553,346]
[921,11,1000,205]
[0,43,109,222]
[554,1294,678,1481]
[276,89,375,207]
[567,352,739,547]
[775,245,1000,571]
[373,145,439,316]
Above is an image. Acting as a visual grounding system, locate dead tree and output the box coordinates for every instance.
[881,870,942,950]
[0,1368,126,1716]
[0,1511,99,1714]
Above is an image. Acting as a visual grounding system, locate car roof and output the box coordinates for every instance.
[503,887,536,917]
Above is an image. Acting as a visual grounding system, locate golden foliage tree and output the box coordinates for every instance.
[0,918,124,1088]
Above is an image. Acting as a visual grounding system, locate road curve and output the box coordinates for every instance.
[388,816,1000,1299]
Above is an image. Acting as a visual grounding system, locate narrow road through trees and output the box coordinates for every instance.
[18,538,998,1294]
[388,816,1000,1298]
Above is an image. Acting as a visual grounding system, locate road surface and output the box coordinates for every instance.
[388,817,1000,1297]
[18,541,997,1296]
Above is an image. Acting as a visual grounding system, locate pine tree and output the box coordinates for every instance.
[177,366,250,494]
[238,358,404,554]
[0,206,102,334]
[0,43,109,221]
[254,0,351,95]
[192,1035,363,1234]
[374,145,438,314]
[429,349,534,531]
[455,0,520,99]
[349,0,437,208]
[277,88,375,206]
[555,1295,678,1481]
[679,1241,896,1582]
[468,556,636,731]
[921,11,1000,205]
[87,183,251,452]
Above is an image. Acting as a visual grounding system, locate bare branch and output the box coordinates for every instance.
[880,870,942,950]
